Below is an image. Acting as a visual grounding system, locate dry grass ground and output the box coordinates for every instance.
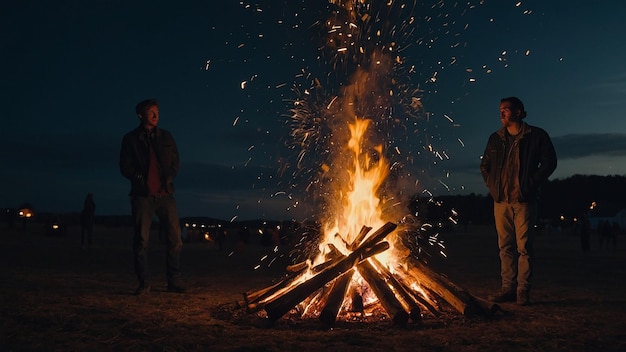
[1,222,625,351]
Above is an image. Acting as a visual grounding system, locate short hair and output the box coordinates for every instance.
[501,96,527,119]
[135,99,159,117]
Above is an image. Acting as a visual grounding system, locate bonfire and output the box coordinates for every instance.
[239,0,497,325]
[240,115,496,326]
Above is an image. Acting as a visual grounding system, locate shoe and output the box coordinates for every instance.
[134,282,151,296]
[488,288,516,303]
[517,289,530,306]
[167,282,187,293]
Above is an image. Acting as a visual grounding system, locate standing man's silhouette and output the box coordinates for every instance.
[480,97,557,306]
[120,99,186,295]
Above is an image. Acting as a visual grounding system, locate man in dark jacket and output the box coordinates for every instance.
[480,97,557,306]
[120,99,185,295]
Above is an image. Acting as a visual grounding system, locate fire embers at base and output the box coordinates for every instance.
[240,222,498,326]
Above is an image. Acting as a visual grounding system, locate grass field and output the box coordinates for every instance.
[1,222,625,351]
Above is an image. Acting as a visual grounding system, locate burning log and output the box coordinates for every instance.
[357,259,409,326]
[403,258,499,316]
[242,271,302,314]
[388,273,440,318]
[319,226,388,325]
[349,225,373,250]
[309,243,344,274]
[320,235,423,325]
[368,258,424,322]
[318,270,354,326]
[286,261,308,273]
[242,220,496,325]
[264,240,390,321]
[353,222,397,249]
[243,244,345,313]
[261,221,397,321]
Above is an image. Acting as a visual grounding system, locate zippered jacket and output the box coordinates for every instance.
[480,123,557,203]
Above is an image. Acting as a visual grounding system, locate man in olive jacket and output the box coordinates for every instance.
[480,97,557,306]
[120,98,185,295]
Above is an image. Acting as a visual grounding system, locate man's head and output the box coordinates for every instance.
[135,99,159,129]
[500,97,526,118]
[499,96,527,128]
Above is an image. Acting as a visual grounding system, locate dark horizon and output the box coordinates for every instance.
[6,174,626,226]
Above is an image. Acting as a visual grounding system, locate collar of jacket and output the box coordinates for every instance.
[496,121,531,140]
[134,125,161,141]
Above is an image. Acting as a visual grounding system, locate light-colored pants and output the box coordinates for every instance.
[494,201,536,291]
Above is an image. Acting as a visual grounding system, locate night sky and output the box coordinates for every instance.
[2,1,626,221]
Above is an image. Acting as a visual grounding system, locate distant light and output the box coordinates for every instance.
[19,209,33,218]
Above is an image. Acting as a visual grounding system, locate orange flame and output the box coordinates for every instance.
[319,117,390,260]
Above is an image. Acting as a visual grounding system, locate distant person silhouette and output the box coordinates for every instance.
[480,97,557,306]
[120,99,185,296]
[579,212,591,252]
[80,193,96,248]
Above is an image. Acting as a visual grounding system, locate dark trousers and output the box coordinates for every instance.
[131,195,182,285]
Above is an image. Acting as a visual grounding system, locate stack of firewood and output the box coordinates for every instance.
[240,222,498,326]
